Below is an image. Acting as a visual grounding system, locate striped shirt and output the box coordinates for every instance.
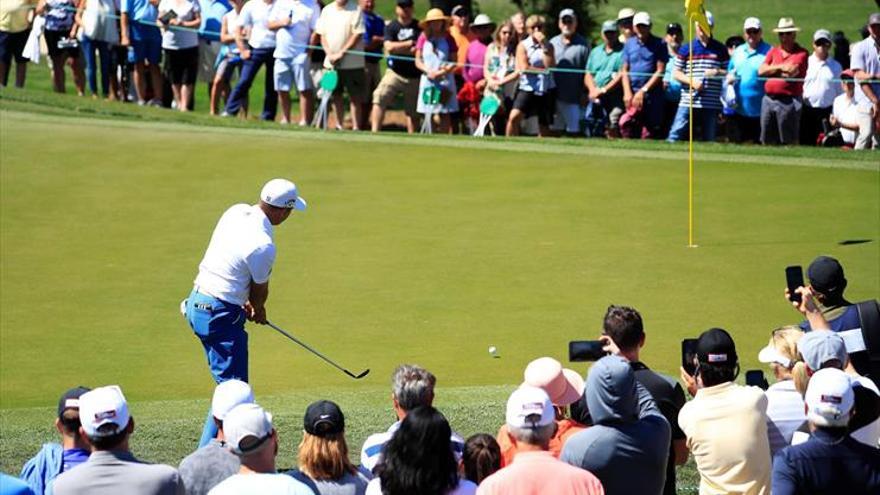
[675,37,728,110]
[359,421,465,477]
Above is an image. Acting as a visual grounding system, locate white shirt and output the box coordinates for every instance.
[803,54,842,108]
[764,379,806,458]
[365,478,477,495]
[194,204,276,306]
[272,0,317,60]
[237,0,280,49]
[359,421,465,477]
[208,473,314,495]
[158,0,201,49]
[850,36,880,109]
[832,92,859,144]
[315,0,364,70]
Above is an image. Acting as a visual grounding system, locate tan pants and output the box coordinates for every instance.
[854,105,879,150]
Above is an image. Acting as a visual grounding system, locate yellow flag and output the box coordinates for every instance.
[684,0,712,36]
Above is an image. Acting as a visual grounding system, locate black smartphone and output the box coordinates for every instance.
[681,339,698,376]
[569,341,606,362]
[786,265,804,304]
[746,369,769,390]
[159,10,178,25]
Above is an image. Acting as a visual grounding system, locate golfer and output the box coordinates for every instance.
[183,178,306,447]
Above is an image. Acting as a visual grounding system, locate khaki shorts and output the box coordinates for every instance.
[372,70,420,117]
[333,67,366,100]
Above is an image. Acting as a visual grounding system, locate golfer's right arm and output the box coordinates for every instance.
[248,281,269,324]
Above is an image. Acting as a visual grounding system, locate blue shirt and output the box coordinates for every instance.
[799,304,861,333]
[121,0,158,23]
[728,40,770,117]
[61,449,90,473]
[362,11,384,64]
[771,428,880,495]
[0,474,33,495]
[675,37,729,110]
[198,0,231,41]
[663,46,682,103]
[623,34,668,92]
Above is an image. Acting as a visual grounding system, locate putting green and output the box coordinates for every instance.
[1,110,878,414]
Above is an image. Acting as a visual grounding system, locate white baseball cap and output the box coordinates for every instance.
[617,8,635,21]
[813,29,832,43]
[757,341,792,368]
[260,178,307,211]
[744,17,762,31]
[705,11,714,28]
[212,380,254,421]
[633,12,651,27]
[805,368,854,427]
[505,385,554,429]
[224,403,275,455]
[79,385,131,438]
[558,8,575,21]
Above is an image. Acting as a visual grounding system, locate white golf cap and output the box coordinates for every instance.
[813,29,832,42]
[617,7,635,21]
[260,178,307,211]
[805,368,854,427]
[744,17,761,30]
[79,385,131,438]
[633,11,651,26]
[471,13,494,28]
[212,380,254,421]
[705,11,714,27]
[506,385,554,429]
[558,8,575,21]
[757,342,792,368]
[224,403,274,455]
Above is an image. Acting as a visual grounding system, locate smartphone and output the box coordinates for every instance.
[159,10,178,25]
[786,265,804,304]
[569,341,607,362]
[745,369,769,390]
[681,339,698,376]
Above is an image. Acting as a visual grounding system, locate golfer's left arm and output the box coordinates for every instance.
[245,244,275,325]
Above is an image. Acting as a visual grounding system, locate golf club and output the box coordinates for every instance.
[266,321,370,379]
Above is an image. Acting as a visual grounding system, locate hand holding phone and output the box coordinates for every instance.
[785,265,804,305]
[681,339,698,377]
[569,341,607,362]
[745,369,769,390]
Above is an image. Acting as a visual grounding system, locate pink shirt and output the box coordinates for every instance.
[463,39,488,83]
[476,451,605,495]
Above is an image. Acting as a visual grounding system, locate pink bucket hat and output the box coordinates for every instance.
[523,357,585,406]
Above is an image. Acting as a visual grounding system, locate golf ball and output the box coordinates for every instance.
[488,346,497,356]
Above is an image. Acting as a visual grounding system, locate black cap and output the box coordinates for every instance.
[667,23,683,35]
[808,256,846,294]
[696,328,738,366]
[58,386,91,418]
[304,400,344,437]
[396,0,413,7]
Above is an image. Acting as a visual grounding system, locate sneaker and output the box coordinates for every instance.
[148,99,162,107]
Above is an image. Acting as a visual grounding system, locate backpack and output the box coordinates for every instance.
[854,300,880,383]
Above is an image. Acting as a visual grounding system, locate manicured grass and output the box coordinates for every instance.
[0,94,877,488]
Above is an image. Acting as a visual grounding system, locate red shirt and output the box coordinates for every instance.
[763,44,809,97]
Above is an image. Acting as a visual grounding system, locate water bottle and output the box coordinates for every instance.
[127,46,136,64]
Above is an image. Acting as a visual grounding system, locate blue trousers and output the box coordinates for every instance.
[185,289,249,446]
[667,105,719,142]
[80,36,111,96]
[224,47,276,120]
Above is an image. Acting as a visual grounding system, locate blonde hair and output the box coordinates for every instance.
[525,15,545,30]
[297,432,357,480]
[761,325,811,397]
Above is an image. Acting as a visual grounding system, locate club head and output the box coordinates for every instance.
[351,369,370,379]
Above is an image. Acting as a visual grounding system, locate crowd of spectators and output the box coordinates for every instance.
[1,1,878,147]
[2,254,878,495]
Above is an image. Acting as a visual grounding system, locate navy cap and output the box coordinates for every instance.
[304,400,345,437]
[696,328,738,366]
[58,386,91,418]
[808,256,846,294]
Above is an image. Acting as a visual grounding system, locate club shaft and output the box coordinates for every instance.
[266,321,358,377]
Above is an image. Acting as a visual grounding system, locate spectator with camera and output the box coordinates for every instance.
[158,0,202,111]
[771,368,880,494]
[20,387,91,495]
[477,386,604,495]
[505,14,554,137]
[37,0,85,95]
[598,306,687,495]
[561,355,670,495]
[678,328,771,495]
[796,256,860,333]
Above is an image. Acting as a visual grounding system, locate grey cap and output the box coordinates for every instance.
[869,12,880,25]
[798,331,848,370]
[813,29,832,43]
[601,19,618,32]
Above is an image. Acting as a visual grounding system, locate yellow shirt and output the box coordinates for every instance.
[679,381,771,495]
[0,0,35,33]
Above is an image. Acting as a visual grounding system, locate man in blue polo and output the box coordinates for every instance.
[727,17,770,143]
[120,0,164,105]
[667,11,728,142]
[184,179,306,447]
[198,0,232,97]
[621,11,668,139]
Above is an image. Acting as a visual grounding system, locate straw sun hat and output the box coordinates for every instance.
[420,8,449,29]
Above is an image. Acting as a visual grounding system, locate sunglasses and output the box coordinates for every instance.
[745,29,760,35]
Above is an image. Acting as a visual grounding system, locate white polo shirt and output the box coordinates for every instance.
[237,0,280,50]
[803,54,842,109]
[272,0,318,60]
[194,204,276,306]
